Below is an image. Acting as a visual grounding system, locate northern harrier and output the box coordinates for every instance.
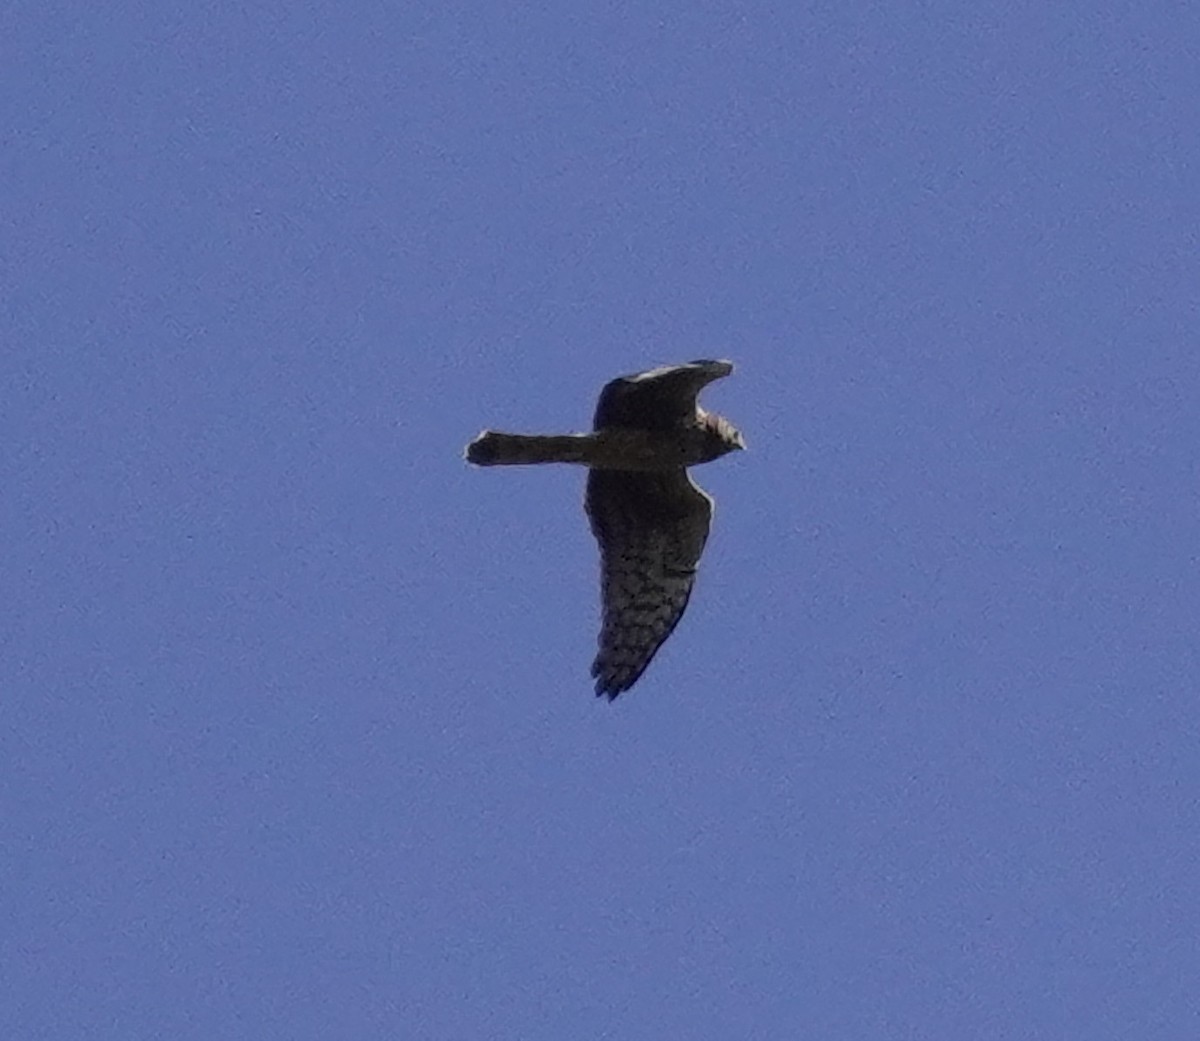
[465,360,744,699]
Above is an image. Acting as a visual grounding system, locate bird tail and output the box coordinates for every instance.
[465,431,591,466]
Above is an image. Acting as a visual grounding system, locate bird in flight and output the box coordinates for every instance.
[465,360,744,699]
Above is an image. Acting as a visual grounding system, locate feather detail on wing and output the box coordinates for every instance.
[585,469,714,698]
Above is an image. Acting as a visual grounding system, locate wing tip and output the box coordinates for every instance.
[624,359,734,384]
[686,358,734,376]
[593,677,632,701]
[590,657,650,701]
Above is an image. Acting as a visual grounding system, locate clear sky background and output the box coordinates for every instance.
[5,3,1199,1038]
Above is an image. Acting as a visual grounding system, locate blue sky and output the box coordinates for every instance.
[5,2,1199,1038]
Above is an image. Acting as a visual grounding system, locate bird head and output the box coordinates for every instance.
[701,412,746,460]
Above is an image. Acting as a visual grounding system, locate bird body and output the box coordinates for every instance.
[467,416,741,471]
[465,360,742,699]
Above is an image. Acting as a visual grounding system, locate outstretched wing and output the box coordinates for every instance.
[585,468,714,699]
[593,360,734,431]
